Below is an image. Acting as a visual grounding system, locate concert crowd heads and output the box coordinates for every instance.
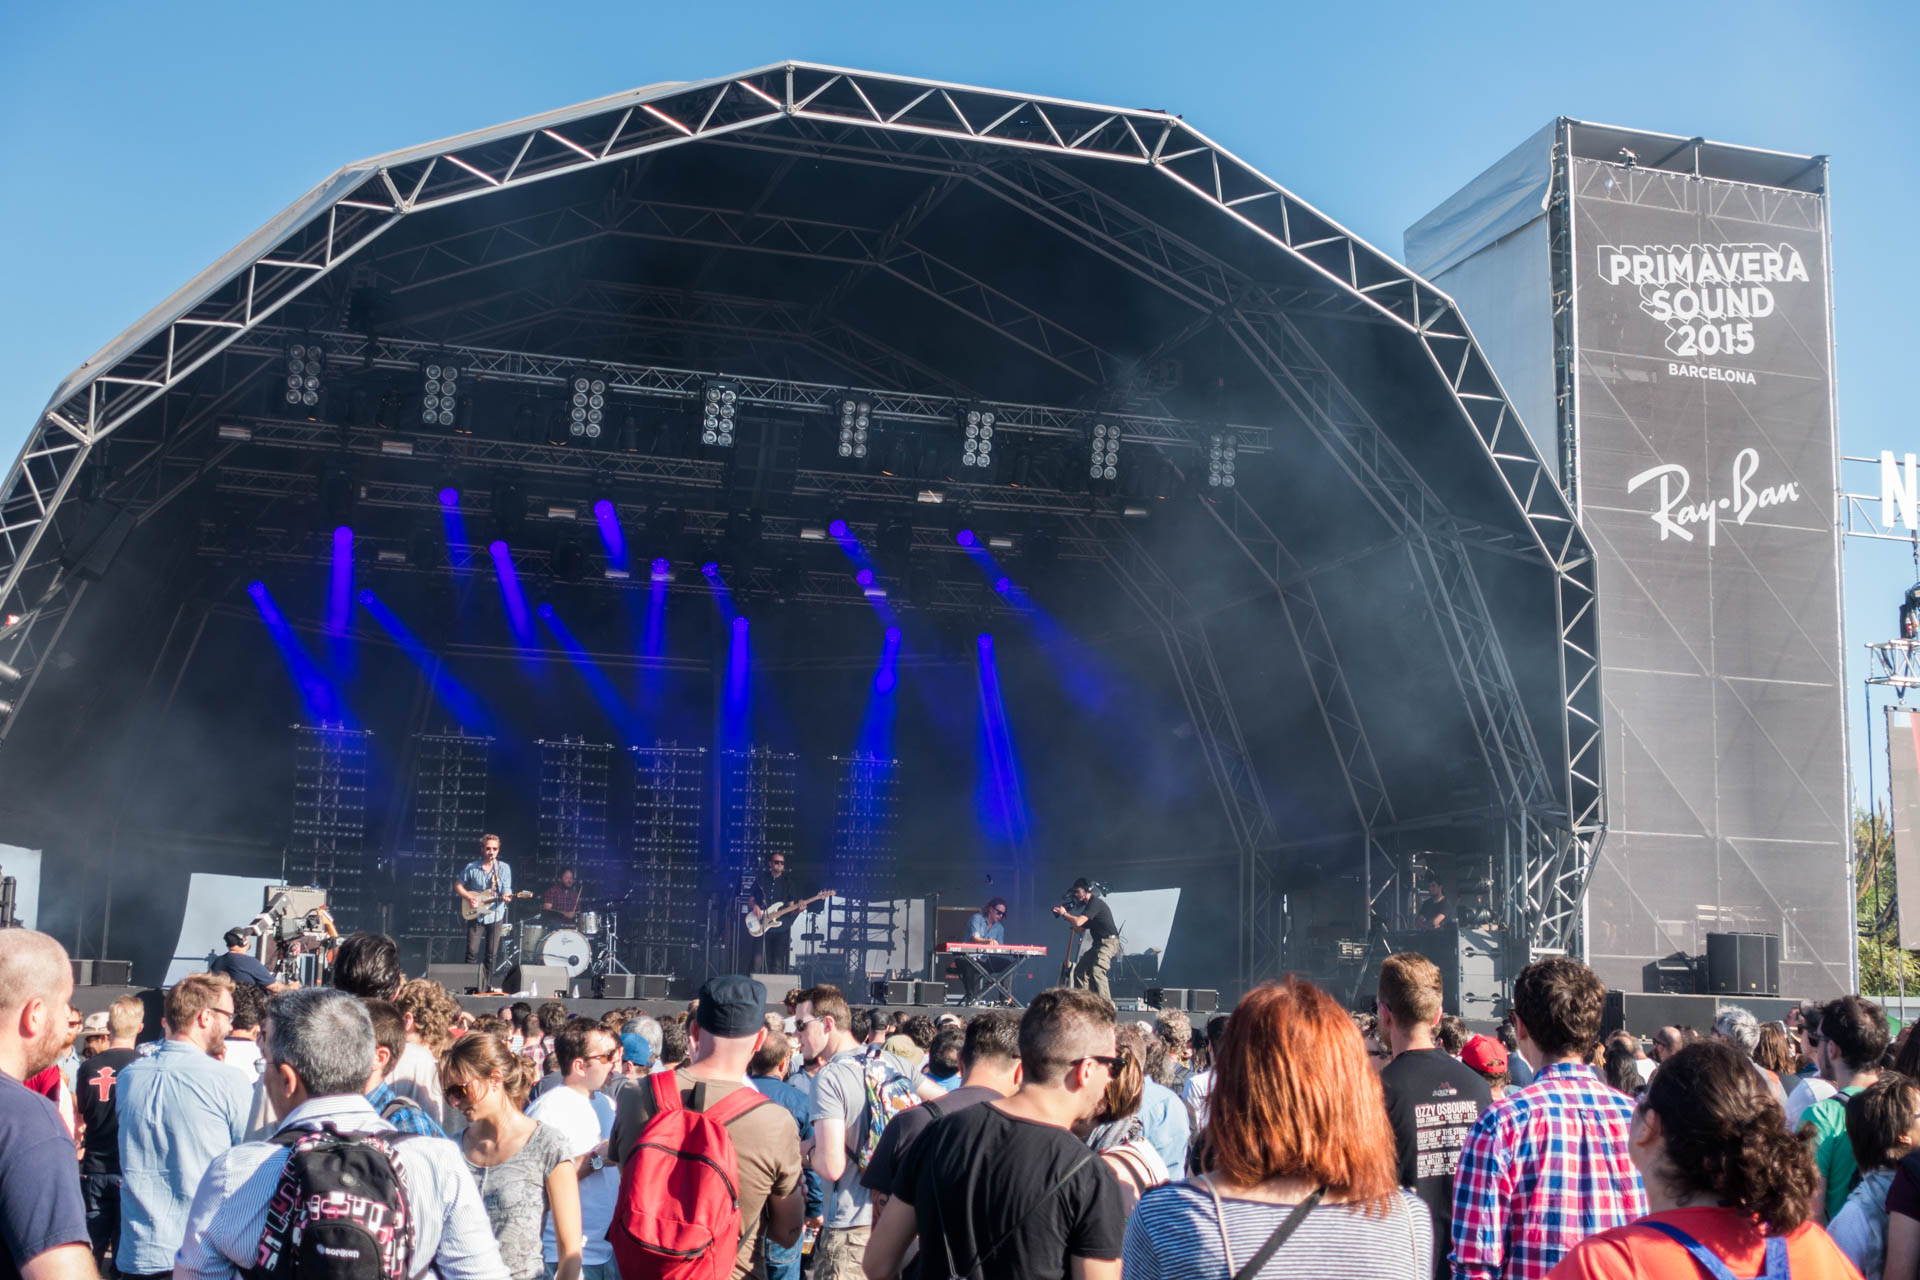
[1511,953,1608,1060]
[0,927,72,1078]
[331,930,403,999]
[263,986,377,1097]
[1820,994,1892,1071]
[1018,987,1119,1086]
[441,1029,537,1107]
[1377,951,1445,1030]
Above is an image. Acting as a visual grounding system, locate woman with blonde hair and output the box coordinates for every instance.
[441,1032,583,1280]
[1121,977,1428,1277]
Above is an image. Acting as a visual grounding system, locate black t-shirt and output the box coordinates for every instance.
[1415,896,1448,927]
[895,1101,1124,1280]
[76,1048,140,1175]
[861,1084,1000,1197]
[0,1071,89,1280]
[752,872,794,913]
[1378,1047,1491,1280]
[209,949,276,987]
[1080,897,1117,943]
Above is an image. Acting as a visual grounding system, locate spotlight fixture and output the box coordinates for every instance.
[1090,422,1119,482]
[284,342,325,412]
[959,405,996,470]
[650,557,672,582]
[567,370,608,439]
[1208,432,1238,488]
[828,518,849,540]
[421,360,462,430]
[837,395,872,459]
[700,380,739,447]
[856,568,875,586]
[701,561,721,578]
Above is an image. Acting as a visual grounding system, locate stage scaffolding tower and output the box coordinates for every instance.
[401,731,492,940]
[538,737,613,889]
[719,748,797,967]
[829,753,900,980]
[630,742,707,976]
[288,723,372,924]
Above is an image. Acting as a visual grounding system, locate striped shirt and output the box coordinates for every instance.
[174,1093,508,1280]
[1121,1181,1431,1279]
[1450,1061,1646,1280]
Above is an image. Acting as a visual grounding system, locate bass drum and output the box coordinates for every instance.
[539,928,592,977]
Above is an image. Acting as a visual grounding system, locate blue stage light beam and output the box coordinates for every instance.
[439,489,469,578]
[974,632,1030,850]
[327,526,354,635]
[594,499,627,574]
[489,540,536,647]
[856,624,904,759]
[248,581,341,722]
[538,600,638,743]
[702,560,738,620]
[721,614,752,751]
[831,524,897,625]
[356,589,489,731]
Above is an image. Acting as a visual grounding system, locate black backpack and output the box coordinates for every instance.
[248,1124,417,1280]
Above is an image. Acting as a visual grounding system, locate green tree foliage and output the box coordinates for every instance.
[1856,806,1920,997]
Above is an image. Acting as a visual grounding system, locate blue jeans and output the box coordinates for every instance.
[766,1236,801,1280]
[82,1174,121,1270]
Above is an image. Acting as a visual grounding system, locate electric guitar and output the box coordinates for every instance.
[459,890,532,922]
[745,889,835,938]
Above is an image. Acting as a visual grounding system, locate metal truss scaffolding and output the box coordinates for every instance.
[629,742,707,977]
[830,753,902,980]
[400,730,492,935]
[537,736,613,883]
[2,61,1603,970]
[289,724,372,922]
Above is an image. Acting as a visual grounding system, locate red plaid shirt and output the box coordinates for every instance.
[1449,1061,1647,1280]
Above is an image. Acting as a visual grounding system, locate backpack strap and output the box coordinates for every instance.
[699,1086,774,1128]
[1638,1220,1789,1280]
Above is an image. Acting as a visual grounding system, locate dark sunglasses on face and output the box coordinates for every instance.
[1070,1053,1126,1073]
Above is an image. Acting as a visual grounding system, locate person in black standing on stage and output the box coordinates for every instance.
[1415,875,1449,929]
[455,834,513,978]
[749,852,797,974]
[1052,878,1121,1003]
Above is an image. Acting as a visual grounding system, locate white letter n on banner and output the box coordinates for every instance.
[1883,451,1919,532]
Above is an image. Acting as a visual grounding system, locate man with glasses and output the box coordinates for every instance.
[529,1018,621,1280]
[114,974,253,1280]
[863,988,1126,1280]
[454,834,513,979]
[747,852,798,976]
[960,897,1013,1006]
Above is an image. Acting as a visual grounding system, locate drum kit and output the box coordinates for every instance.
[500,902,627,985]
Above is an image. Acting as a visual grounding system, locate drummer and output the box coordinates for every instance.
[541,867,582,926]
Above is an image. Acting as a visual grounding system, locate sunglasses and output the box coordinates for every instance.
[445,1079,492,1105]
[585,1051,618,1064]
[1070,1053,1127,1073]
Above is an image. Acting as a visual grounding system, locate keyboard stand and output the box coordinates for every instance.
[953,951,1022,1006]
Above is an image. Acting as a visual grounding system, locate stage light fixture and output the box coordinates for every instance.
[959,405,996,470]
[284,342,325,412]
[217,424,253,442]
[1208,432,1238,488]
[1090,422,1119,482]
[380,439,414,457]
[994,576,1012,594]
[828,518,849,540]
[546,504,578,522]
[537,602,556,620]
[651,557,672,582]
[701,561,721,578]
[376,548,406,566]
[356,588,375,605]
[438,487,460,506]
[421,360,461,430]
[247,581,268,600]
[956,528,977,548]
[593,499,615,521]
[856,568,875,586]
[838,396,872,459]
[567,370,608,439]
[701,380,739,447]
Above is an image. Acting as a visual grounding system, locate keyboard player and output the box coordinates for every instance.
[960,897,1013,1004]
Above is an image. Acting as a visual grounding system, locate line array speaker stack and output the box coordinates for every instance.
[1705,932,1781,997]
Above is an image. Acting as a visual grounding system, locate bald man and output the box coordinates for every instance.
[0,929,93,1280]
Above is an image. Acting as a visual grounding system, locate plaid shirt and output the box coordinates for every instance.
[368,1081,448,1138]
[1450,1061,1646,1280]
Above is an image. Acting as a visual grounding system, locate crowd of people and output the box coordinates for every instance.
[2,923,1915,1278]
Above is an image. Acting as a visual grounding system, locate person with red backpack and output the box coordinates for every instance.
[176,987,508,1280]
[608,975,802,1280]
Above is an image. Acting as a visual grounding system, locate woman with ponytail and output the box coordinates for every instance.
[1548,1040,1855,1279]
[442,1032,583,1280]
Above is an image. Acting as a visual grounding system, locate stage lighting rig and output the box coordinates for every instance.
[421,360,463,431]
[1207,432,1238,488]
[1089,422,1119,483]
[283,342,326,415]
[960,405,996,471]
[838,395,872,460]
[566,370,608,440]
[701,380,739,447]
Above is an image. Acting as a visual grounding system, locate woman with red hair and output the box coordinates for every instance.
[1120,978,1429,1277]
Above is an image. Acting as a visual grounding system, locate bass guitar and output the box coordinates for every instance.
[744,889,836,938]
[459,889,532,922]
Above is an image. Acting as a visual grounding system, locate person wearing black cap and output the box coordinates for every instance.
[611,975,803,1279]
[1051,879,1121,1002]
[207,927,279,989]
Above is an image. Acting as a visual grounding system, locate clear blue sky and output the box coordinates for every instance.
[3,0,1914,809]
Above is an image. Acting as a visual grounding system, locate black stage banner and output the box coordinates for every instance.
[1889,708,1920,949]
[1573,157,1848,995]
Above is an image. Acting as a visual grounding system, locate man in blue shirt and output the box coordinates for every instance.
[959,896,1011,1005]
[453,833,513,979]
[115,973,253,1279]
[206,928,279,989]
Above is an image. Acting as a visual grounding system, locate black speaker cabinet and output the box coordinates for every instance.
[914,981,948,1006]
[426,962,489,995]
[508,964,572,996]
[599,974,670,1000]
[1706,932,1781,997]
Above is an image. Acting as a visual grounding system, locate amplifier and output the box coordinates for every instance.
[426,962,489,995]
[509,964,571,997]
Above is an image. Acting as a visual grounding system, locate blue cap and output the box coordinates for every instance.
[619,1032,653,1068]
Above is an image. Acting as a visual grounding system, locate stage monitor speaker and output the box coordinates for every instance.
[1188,989,1219,1013]
[1706,932,1780,996]
[71,960,92,986]
[1642,953,1700,995]
[599,974,670,1000]
[914,981,948,1006]
[876,979,914,1006]
[510,964,571,996]
[427,963,489,995]
[92,960,132,986]
[752,973,799,1003]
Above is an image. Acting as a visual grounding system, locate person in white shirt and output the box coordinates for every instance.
[1181,1013,1230,1129]
[220,984,267,1081]
[527,1019,621,1280]
[177,987,507,1280]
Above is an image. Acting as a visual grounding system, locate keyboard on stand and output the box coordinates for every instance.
[938,942,1048,957]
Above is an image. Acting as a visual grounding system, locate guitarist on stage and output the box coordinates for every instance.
[1052,877,1121,1002]
[747,851,797,974]
[454,834,513,976]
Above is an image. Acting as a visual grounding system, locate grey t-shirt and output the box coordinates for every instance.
[464,1121,570,1280]
[811,1048,913,1229]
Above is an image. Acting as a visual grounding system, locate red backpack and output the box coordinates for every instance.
[608,1072,774,1280]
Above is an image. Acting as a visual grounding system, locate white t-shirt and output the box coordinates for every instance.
[528,1084,617,1267]
[221,1038,263,1080]
[1183,1068,1217,1130]
[388,1040,461,1134]
[1785,1074,1839,1130]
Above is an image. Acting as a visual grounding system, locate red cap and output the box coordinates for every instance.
[1461,1034,1509,1075]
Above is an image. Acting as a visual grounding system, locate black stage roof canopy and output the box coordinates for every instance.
[0,63,1601,987]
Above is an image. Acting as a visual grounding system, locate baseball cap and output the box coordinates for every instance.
[696,974,768,1038]
[1461,1034,1509,1075]
[81,1011,111,1035]
[618,1032,653,1068]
